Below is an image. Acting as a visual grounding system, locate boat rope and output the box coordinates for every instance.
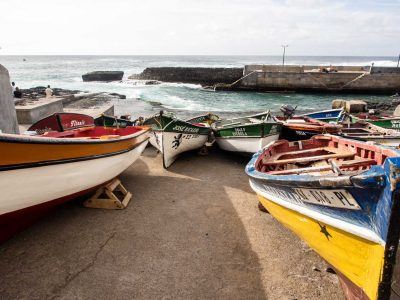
[340,72,368,89]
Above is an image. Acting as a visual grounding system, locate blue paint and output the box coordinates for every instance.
[246,148,400,243]
[301,109,344,121]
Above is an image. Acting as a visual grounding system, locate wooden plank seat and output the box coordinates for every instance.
[267,158,377,175]
[263,147,355,166]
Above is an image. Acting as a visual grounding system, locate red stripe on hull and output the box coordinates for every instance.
[0,184,103,244]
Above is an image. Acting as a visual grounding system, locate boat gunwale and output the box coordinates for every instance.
[0,138,149,172]
[245,135,399,188]
[0,127,150,145]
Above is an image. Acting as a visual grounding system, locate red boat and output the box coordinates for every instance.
[0,120,150,243]
[274,116,342,141]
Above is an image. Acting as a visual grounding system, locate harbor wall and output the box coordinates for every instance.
[225,65,400,94]
[0,65,19,134]
[130,65,400,94]
[129,67,244,85]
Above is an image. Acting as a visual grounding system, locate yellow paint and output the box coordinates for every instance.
[258,195,385,300]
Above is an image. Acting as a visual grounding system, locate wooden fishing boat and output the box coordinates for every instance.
[246,135,400,299]
[143,111,211,168]
[338,120,400,146]
[94,114,135,127]
[212,111,282,153]
[300,108,344,123]
[186,112,220,125]
[274,116,342,141]
[350,113,400,131]
[0,125,150,242]
[28,112,95,134]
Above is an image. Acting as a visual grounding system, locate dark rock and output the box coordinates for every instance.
[325,267,336,274]
[20,86,82,99]
[128,67,243,86]
[144,80,161,85]
[82,71,124,82]
[109,92,127,99]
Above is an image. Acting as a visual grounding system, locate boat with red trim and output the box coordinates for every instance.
[246,135,400,299]
[0,124,150,242]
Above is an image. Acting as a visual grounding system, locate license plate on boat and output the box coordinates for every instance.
[293,188,361,210]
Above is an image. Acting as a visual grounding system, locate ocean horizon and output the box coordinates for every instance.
[0,55,398,118]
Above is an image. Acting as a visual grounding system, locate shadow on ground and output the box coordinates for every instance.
[0,147,343,299]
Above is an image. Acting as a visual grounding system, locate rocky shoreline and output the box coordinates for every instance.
[19,86,126,100]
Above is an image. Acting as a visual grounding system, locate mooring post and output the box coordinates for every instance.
[0,64,19,134]
[282,45,289,66]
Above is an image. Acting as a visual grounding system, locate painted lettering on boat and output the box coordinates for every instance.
[170,134,200,150]
[70,120,86,127]
[172,125,200,133]
[391,120,400,128]
[260,183,361,210]
[295,130,307,136]
[232,127,248,136]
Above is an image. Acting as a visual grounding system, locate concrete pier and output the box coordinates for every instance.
[130,65,400,94]
[0,65,19,134]
[220,65,400,94]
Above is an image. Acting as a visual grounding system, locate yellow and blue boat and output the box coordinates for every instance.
[246,135,400,299]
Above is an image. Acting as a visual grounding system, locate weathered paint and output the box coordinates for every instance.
[246,138,400,299]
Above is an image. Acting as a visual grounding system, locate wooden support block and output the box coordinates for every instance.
[84,178,132,210]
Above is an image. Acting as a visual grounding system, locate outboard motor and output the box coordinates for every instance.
[280,104,297,118]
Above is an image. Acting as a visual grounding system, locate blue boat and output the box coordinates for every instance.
[300,108,344,123]
[246,135,400,299]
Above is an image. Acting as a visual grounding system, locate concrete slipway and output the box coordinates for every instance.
[0,148,343,299]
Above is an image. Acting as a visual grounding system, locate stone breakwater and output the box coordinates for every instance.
[129,67,244,86]
[130,65,400,94]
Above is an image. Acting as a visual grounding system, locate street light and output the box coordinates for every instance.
[397,53,400,68]
[282,45,289,66]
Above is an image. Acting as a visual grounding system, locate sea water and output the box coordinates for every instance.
[0,55,397,118]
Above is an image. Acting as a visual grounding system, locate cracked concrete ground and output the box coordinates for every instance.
[0,147,344,299]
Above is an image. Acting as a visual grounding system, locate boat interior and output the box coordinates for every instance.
[339,122,394,137]
[216,117,266,128]
[256,135,396,176]
[40,126,146,139]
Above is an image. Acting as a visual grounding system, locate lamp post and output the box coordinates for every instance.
[397,54,400,68]
[282,45,289,66]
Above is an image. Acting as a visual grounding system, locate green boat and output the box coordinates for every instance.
[212,111,282,153]
[143,111,211,168]
[350,115,400,131]
[94,115,135,127]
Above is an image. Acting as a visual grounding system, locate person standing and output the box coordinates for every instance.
[13,87,22,98]
[45,85,53,98]
[11,82,16,95]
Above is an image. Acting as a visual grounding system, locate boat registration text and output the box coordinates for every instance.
[259,183,361,210]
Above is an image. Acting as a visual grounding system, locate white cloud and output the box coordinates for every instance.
[0,0,398,55]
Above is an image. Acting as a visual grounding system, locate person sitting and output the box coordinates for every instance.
[11,82,16,95]
[14,87,22,98]
[45,85,53,98]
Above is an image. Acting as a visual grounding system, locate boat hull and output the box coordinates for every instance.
[255,191,381,300]
[280,126,321,141]
[216,134,280,153]
[150,130,208,168]
[0,140,148,242]
[246,136,400,299]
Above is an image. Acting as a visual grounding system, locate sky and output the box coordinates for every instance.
[0,0,399,56]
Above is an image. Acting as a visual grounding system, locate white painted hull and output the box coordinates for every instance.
[149,130,207,168]
[0,140,148,216]
[216,134,280,153]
